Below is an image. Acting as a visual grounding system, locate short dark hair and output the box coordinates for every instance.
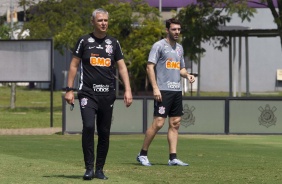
[165,18,181,29]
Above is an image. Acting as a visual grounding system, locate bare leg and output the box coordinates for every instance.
[141,116,166,150]
[167,116,181,154]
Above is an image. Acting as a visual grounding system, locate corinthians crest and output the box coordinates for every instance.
[181,104,195,127]
[258,104,277,128]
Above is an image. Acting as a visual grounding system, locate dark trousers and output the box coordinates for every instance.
[78,92,116,170]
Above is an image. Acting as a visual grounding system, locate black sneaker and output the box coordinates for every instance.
[94,169,108,180]
[83,169,94,180]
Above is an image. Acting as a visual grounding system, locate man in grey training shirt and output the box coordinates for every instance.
[137,18,195,166]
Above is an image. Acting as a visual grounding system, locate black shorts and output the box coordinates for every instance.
[154,91,183,118]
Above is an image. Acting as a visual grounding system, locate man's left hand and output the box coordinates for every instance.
[187,74,195,83]
[124,90,133,107]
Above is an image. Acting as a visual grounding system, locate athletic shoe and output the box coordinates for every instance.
[94,169,108,180]
[136,153,152,166]
[168,159,189,166]
[83,169,94,180]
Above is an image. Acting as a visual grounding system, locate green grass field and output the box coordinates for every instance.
[0,86,63,128]
[0,134,282,184]
[1,85,282,183]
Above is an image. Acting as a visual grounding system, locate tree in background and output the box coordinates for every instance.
[104,0,164,94]
[20,0,108,53]
[0,25,11,39]
[10,0,282,94]
[177,0,282,62]
[176,0,256,62]
[250,0,282,49]
[0,15,11,39]
[20,0,164,94]
[18,0,35,22]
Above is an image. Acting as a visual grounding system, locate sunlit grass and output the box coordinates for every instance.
[0,134,281,184]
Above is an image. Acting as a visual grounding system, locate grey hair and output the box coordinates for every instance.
[91,8,108,19]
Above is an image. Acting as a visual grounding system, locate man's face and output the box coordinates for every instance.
[167,23,181,41]
[92,12,108,33]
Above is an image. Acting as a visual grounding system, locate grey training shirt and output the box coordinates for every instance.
[148,39,185,91]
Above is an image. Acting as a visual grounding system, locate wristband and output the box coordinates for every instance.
[65,87,75,92]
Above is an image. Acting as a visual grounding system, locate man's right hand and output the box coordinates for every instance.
[153,88,162,102]
[65,91,75,105]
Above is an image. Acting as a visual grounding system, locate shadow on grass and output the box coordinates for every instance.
[132,162,170,166]
[55,132,63,135]
[43,175,82,180]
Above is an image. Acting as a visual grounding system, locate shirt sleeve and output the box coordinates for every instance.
[148,42,161,64]
[180,45,185,69]
[114,40,124,61]
[72,37,84,58]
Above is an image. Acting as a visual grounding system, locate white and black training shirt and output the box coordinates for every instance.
[73,33,124,95]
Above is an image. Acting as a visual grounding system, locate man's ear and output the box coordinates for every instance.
[90,17,94,25]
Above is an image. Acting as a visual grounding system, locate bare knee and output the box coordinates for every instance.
[169,117,181,129]
[152,117,165,130]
